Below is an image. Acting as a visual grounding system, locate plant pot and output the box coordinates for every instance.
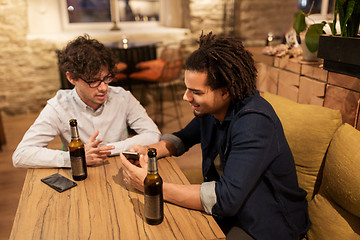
[318,35,360,78]
[300,33,320,62]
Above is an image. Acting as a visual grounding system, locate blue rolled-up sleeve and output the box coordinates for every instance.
[172,117,201,153]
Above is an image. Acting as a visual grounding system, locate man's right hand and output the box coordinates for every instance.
[85,130,115,165]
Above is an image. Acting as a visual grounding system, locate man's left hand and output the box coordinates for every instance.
[121,153,147,191]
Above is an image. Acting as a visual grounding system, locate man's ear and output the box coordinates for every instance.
[66,72,76,86]
[221,88,230,99]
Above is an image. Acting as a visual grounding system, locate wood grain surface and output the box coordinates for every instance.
[10,156,225,240]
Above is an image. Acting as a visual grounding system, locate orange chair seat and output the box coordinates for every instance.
[114,73,127,81]
[115,62,127,72]
[136,59,166,70]
[130,68,163,82]
[130,59,166,82]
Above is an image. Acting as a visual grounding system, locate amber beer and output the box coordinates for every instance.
[144,148,164,225]
[69,119,87,181]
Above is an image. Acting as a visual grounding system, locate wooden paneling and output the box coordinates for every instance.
[324,85,360,126]
[355,99,360,131]
[277,56,301,74]
[328,72,360,92]
[248,47,275,66]
[256,63,278,94]
[0,111,6,149]
[301,63,328,82]
[298,76,326,106]
[277,69,299,102]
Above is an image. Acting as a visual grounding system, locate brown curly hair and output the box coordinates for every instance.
[185,32,257,102]
[58,34,115,82]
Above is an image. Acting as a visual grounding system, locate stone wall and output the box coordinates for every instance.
[0,0,297,115]
[0,0,59,115]
[234,0,297,45]
[188,0,296,44]
[189,0,225,37]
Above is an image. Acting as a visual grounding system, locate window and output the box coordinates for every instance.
[118,0,160,22]
[67,0,111,23]
[64,0,159,27]
[298,0,335,15]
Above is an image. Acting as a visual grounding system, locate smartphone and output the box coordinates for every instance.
[122,151,140,161]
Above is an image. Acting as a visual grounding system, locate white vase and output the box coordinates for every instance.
[300,34,319,62]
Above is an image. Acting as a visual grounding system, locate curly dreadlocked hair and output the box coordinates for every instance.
[185,32,257,102]
[58,34,115,82]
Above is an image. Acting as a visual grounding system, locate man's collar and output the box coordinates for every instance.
[71,87,111,112]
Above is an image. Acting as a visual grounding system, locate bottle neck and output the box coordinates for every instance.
[147,157,158,174]
[70,125,80,140]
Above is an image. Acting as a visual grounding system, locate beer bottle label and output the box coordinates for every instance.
[145,194,162,219]
[70,156,86,176]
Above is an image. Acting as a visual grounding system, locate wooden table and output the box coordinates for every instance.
[10,156,225,240]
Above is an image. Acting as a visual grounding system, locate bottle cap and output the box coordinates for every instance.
[147,148,157,158]
[69,119,77,126]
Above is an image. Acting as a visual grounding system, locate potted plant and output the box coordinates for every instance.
[317,0,360,77]
[293,2,327,61]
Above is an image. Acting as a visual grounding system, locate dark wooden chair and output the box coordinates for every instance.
[129,45,184,129]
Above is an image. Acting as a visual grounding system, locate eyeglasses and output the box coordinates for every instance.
[81,73,113,88]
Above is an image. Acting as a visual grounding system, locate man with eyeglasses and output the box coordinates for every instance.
[12,34,161,168]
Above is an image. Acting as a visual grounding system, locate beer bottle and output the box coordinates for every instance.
[144,148,163,225]
[69,119,87,181]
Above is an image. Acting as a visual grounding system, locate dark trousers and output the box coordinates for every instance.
[226,226,254,240]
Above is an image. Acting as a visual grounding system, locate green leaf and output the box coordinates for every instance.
[305,22,326,52]
[347,0,360,36]
[337,0,347,36]
[293,10,307,35]
[343,0,357,36]
[332,3,338,35]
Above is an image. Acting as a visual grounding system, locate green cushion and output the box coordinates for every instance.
[262,92,342,201]
[308,123,360,239]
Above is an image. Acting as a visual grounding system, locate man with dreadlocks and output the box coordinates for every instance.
[121,32,310,239]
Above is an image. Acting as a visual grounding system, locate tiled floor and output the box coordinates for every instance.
[0,95,202,239]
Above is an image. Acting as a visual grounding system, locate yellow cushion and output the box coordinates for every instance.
[307,124,360,239]
[307,193,360,240]
[262,92,342,201]
[182,168,203,185]
[320,124,360,216]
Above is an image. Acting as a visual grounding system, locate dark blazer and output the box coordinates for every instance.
[174,91,310,239]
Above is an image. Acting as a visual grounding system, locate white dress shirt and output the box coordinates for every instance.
[13,86,161,168]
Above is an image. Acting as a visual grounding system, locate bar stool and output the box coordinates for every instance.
[129,45,184,129]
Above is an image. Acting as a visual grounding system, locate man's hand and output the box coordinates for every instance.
[121,153,147,192]
[85,130,114,165]
[129,145,148,156]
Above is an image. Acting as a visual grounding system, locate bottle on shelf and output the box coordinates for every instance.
[144,148,164,225]
[69,119,87,181]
